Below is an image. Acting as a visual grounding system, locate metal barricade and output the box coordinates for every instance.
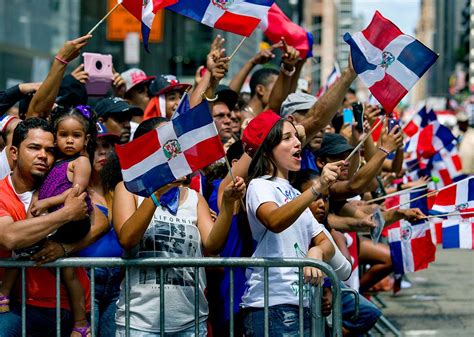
[0,257,343,337]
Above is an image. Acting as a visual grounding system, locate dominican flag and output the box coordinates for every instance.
[388,220,436,274]
[166,0,275,37]
[316,63,341,98]
[441,217,474,249]
[405,121,456,159]
[343,11,438,113]
[121,0,178,52]
[115,101,225,197]
[171,91,190,119]
[431,176,474,215]
[403,106,437,137]
[263,3,313,59]
[428,143,466,188]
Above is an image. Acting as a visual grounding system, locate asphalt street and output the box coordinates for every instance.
[375,247,474,336]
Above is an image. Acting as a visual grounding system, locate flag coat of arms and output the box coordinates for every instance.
[431,177,474,214]
[166,0,274,37]
[115,101,225,197]
[388,220,436,274]
[441,217,474,249]
[121,0,178,52]
[344,11,438,113]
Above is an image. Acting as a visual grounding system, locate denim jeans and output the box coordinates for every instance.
[88,267,122,337]
[341,283,381,334]
[115,321,207,337]
[0,304,73,337]
[242,304,310,337]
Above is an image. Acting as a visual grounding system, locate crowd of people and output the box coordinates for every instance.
[0,32,472,337]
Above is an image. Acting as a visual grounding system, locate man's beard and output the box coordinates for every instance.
[31,172,47,188]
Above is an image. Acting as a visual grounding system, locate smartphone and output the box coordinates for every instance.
[83,52,113,96]
[342,108,353,125]
[352,102,364,132]
[388,118,399,133]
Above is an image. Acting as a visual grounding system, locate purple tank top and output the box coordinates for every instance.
[38,157,93,214]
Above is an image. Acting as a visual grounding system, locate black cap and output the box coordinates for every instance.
[95,97,142,119]
[149,74,192,97]
[55,75,88,107]
[215,85,238,111]
[314,133,354,158]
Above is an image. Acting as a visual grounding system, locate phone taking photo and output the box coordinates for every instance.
[342,108,353,125]
[388,118,399,133]
[83,52,113,96]
[352,102,364,132]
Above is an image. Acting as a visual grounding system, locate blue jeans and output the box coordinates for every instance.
[88,267,122,337]
[115,321,207,337]
[0,304,73,337]
[242,304,310,337]
[341,284,381,334]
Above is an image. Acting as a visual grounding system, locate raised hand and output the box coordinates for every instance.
[56,35,92,63]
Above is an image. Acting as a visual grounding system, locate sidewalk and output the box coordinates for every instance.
[377,247,474,336]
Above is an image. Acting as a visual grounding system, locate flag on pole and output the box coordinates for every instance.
[316,63,341,98]
[262,3,313,59]
[343,11,438,113]
[121,0,178,52]
[115,101,225,197]
[166,0,275,37]
[388,220,436,274]
[403,106,437,137]
[441,216,474,249]
[431,176,474,214]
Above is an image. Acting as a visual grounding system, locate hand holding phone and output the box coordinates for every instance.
[352,102,364,132]
[342,108,353,125]
[388,118,399,133]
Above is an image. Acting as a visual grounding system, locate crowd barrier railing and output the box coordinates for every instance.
[0,257,343,337]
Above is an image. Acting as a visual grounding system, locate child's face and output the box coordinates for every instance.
[165,90,183,119]
[56,117,87,157]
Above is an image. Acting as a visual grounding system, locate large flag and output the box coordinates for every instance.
[388,220,436,274]
[263,3,313,59]
[441,216,474,249]
[316,63,341,98]
[121,0,178,52]
[166,0,274,37]
[115,101,225,197]
[431,176,474,214]
[403,106,437,137]
[343,11,438,113]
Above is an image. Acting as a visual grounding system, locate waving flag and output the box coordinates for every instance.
[388,220,436,274]
[115,101,225,196]
[344,11,438,113]
[121,0,178,52]
[403,106,437,137]
[431,177,474,215]
[405,121,456,159]
[316,63,341,98]
[441,217,474,249]
[166,0,274,37]
[263,3,313,59]
[428,143,466,188]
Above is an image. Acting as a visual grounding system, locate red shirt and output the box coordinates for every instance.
[0,176,90,310]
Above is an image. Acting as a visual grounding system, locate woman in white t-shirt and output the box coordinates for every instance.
[240,109,343,337]
[112,117,246,337]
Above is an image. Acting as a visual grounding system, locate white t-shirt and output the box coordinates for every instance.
[241,176,324,308]
[0,149,11,180]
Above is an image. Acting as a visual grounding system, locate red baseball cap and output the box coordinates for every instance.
[242,109,281,157]
[121,68,155,94]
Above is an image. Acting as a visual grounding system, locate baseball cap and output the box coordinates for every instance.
[55,75,88,107]
[215,85,238,111]
[121,68,155,94]
[149,75,192,97]
[242,109,282,157]
[96,122,120,143]
[314,133,354,158]
[280,93,317,118]
[95,97,142,119]
[0,114,18,133]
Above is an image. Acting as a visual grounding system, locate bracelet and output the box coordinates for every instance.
[54,55,68,65]
[151,193,161,207]
[58,242,69,257]
[378,146,390,155]
[201,91,218,102]
[280,63,296,77]
[311,185,321,200]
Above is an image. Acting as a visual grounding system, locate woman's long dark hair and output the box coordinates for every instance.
[247,119,290,183]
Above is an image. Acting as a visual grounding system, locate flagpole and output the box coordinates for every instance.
[367,184,428,204]
[87,1,122,35]
[345,117,384,161]
[224,156,246,211]
[229,36,247,60]
[427,212,474,219]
